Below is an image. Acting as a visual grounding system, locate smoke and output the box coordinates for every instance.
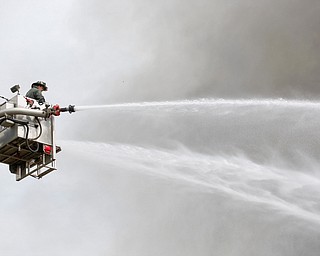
[1,0,319,103]
[69,0,320,103]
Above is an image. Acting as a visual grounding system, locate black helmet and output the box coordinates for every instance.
[32,81,48,91]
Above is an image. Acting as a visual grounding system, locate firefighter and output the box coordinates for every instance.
[26,81,48,104]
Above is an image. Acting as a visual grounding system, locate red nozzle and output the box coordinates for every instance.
[49,104,75,116]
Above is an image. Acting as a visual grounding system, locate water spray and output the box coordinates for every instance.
[55,98,320,114]
[3,91,320,182]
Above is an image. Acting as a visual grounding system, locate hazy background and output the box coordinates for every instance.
[0,0,319,105]
[1,0,320,255]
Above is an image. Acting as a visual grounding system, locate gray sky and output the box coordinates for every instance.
[1,0,320,105]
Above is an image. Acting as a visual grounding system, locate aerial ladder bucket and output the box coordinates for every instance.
[0,94,74,181]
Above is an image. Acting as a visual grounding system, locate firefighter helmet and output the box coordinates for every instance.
[32,81,48,91]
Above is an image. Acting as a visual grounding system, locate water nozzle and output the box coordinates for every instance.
[59,105,75,113]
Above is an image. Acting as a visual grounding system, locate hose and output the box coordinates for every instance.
[29,117,42,141]
[24,124,40,153]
